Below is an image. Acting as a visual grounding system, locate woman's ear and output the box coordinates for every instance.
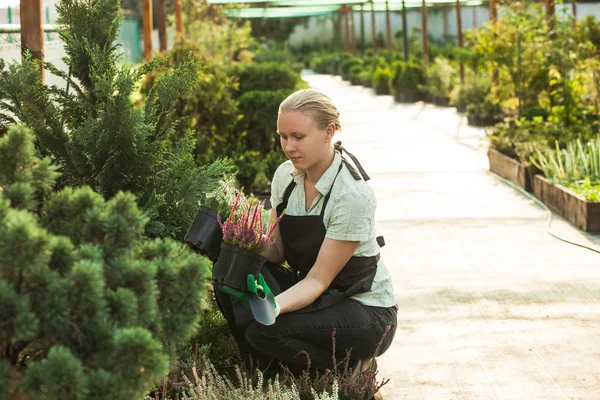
[325,123,336,141]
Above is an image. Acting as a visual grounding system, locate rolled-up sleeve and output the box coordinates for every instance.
[270,161,293,210]
[325,188,376,242]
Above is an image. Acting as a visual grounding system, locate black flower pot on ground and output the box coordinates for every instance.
[213,243,266,291]
[393,90,422,103]
[184,206,224,262]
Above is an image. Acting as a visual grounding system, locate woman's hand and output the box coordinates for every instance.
[275,238,359,314]
[261,209,285,264]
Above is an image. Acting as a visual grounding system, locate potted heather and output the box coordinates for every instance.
[185,175,248,262]
[213,192,282,291]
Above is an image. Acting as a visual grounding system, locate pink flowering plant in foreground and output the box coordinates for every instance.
[218,192,283,254]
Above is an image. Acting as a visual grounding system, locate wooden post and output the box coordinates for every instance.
[402,0,409,61]
[442,6,448,39]
[349,7,356,55]
[371,0,377,52]
[157,0,167,51]
[344,8,350,53]
[20,0,44,82]
[546,0,556,39]
[456,0,464,83]
[421,0,429,67]
[572,0,577,27]
[490,0,498,86]
[45,7,51,41]
[142,0,153,60]
[545,0,555,20]
[175,0,183,40]
[360,4,365,55]
[385,0,392,52]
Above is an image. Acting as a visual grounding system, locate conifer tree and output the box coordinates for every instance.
[0,0,231,239]
[0,125,211,400]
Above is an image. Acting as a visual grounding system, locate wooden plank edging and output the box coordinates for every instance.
[487,148,532,192]
[532,175,600,232]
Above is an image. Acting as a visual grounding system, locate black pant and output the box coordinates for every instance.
[214,263,397,373]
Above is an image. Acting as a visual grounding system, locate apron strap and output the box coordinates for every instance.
[334,141,371,181]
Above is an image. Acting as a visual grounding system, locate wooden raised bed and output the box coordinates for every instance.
[533,175,600,232]
[487,148,532,192]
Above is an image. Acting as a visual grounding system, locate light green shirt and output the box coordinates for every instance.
[270,151,397,308]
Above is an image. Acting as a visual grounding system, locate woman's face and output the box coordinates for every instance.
[277,111,333,171]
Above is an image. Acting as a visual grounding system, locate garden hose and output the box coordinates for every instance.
[488,171,600,255]
[414,106,600,255]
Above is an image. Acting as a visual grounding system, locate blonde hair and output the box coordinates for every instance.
[279,88,342,131]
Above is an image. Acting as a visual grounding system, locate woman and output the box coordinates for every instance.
[215,88,397,375]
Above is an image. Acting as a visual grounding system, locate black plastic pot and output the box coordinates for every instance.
[213,243,266,291]
[393,90,423,103]
[184,206,224,262]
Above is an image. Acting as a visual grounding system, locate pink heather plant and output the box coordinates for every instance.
[218,192,283,254]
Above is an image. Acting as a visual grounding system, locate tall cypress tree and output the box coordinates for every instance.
[0,0,231,239]
[0,125,211,400]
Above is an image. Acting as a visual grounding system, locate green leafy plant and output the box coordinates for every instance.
[372,66,392,95]
[422,57,457,105]
[567,178,600,202]
[349,65,363,86]
[0,125,211,400]
[390,61,425,103]
[309,54,343,75]
[228,63,303,98]
[181,0,255,65]
[531,137,600,184]
[339,57,363,82]
[0,0,230,240]
[202,174,248,218]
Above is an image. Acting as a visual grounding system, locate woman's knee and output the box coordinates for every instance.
[244,321,280,352]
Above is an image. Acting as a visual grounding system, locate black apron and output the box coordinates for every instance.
[274,142,384,313]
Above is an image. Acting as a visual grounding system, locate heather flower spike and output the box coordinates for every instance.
[218,191,283,254]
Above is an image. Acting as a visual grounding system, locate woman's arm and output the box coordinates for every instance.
[262,209,286,265]
[275,238,359,314]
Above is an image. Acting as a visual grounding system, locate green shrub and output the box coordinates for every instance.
[148,40,242,170]
[390,61,425,102]
[339,57,363,81]
[450,71,493,113]
[373,66,392,95]
[0,125,211,400]
[237,89,291,154]
[309,54,343,75]
[229,63,302,97]
[234,149,287,194]
[175,301,236,373]
[423,57,457,105]
[349,65,363,85]
[254,46,291,64]
[0,0,230,240]
[358,69,374,87]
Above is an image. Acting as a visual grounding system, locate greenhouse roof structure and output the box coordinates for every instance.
[208,0,483,18]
